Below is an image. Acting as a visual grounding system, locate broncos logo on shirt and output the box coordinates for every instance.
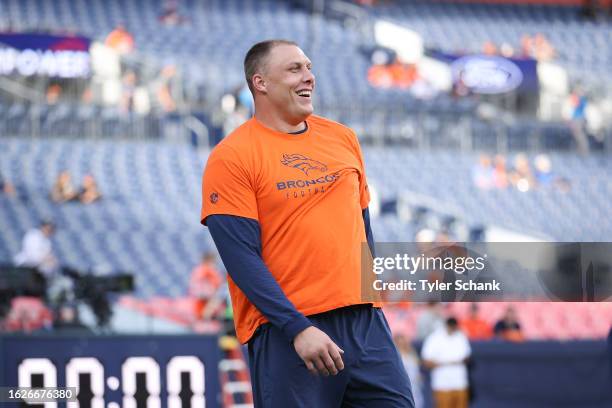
[281,153,328,175]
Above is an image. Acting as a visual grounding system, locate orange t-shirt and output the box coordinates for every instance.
[189,263,222,298]
[201,115,374,343]
[461,318,493,340]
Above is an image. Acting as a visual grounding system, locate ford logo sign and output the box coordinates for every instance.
[451,55,523,94]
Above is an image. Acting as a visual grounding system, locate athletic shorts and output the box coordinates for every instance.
[247,304,415,408]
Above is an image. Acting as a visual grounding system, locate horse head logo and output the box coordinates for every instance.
[281,154,328,175]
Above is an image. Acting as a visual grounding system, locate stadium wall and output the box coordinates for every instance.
[416,340,612,408]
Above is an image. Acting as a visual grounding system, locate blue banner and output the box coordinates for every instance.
[0,33,90,51]
[0,334,222,408]
[0,32,91,78]
[430,50,539,95]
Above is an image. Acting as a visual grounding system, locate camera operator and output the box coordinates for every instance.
[13,220,71,305]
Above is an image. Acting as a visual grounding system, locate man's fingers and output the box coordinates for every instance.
[329,346,345,372]
[320,352,338,375]
[313,356,330,376]
[304,359,318,375]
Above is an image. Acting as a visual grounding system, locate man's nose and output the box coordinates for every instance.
[303,69,315,84]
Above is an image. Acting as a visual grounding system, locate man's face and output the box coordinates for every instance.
[258,44,315,124]
[42,225,55,237]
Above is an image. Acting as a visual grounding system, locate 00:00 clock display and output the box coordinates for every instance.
[18,356,206,408]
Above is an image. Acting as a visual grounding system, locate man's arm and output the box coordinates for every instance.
[206,214,344,375]
[362,207,375,257]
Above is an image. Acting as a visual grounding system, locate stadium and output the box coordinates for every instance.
[0,0,611,407]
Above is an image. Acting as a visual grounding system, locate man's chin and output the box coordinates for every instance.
[299,105,314,119]
[291,108,313,124]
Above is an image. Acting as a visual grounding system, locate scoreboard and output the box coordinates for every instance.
[0,334,221,408]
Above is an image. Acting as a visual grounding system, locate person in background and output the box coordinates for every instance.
[395,333,424,408]
[53,302,91,334]
[79,174,102,204]
[494,305,524,342]
[509,153,535,192]
[492,154,509,189]
[51,171,79,203]
[461,303,493,340]
[14,220,58,277]
[472,154,494,190]
[422,317,471,408]
[416,301,445,341]
[0,168,16,197]
[105,24,134,55]
[533,154,556,188]
[189,252,223,319]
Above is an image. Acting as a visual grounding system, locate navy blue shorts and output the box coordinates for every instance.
[247,304,415,408]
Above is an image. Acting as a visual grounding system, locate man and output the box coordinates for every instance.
[201,40,414,407]
[0,168,15,196]
[421,317,471,408]
[14,220,58,276]
[189,251,223,319]
[461,303,492,340]
[493,305,523,342]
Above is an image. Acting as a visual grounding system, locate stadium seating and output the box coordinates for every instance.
[365,149,612,241]
[2,139,610,301]
[367,1,612,83]
[0,0,483,137]
[0,137,213,298]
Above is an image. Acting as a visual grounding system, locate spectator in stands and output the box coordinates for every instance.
[189,252,223,319]
[492,154,509,189]
[78,174,102,204]
[472,154,494,190]
[13,220,58,277]
[494,305,524,342]
[520,34,533,58]
[0,169,16,197]
[120,70,137,113]
[153,64,178,112]
[509,153,535,192]
[482,41,498,56]
[532,33,555,62]
[416,301,444,341]
[461,303,492,340]
[422,317,471,408]
[159,0,189,26]
[533,154,556,188]
[51,171,79,203]
[46,84,62,105]
[105,24,134,55]
[395,333,424,408]
[564,87,590,154]
[520,33,555,62]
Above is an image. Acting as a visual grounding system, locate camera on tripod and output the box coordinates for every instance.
[62,267,134,328]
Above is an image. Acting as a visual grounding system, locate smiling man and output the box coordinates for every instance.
[201,40,414,408]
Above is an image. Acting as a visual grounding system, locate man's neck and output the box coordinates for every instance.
[254,111,307,133]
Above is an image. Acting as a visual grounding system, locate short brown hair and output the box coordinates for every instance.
[244,39,298,95]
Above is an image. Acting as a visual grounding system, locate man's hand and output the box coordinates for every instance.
[293,326,344,376]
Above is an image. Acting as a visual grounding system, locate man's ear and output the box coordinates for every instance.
[253,74,266,94]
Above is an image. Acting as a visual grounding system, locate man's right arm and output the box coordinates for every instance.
[206,214,344,375]
[206,214,312,341]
